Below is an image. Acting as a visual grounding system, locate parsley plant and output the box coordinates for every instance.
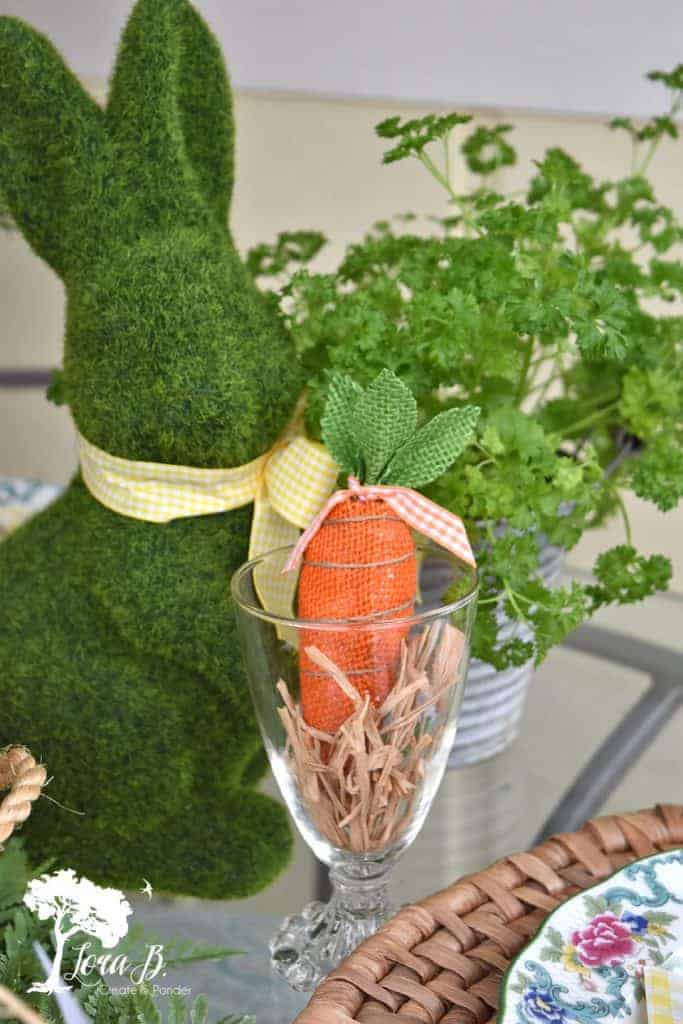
[250,66,683,668]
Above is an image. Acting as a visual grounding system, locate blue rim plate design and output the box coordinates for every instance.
[499,849,683,1024]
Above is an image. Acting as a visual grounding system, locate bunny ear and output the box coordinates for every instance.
[106,0,234,229]
[0,18,105,277]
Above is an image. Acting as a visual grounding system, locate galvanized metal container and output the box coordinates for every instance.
[448,540,564,767]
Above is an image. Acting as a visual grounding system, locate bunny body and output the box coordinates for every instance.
[0,0,301,896]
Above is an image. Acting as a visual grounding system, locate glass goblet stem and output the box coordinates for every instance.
[269,863,395,991]
[328,864,393,928]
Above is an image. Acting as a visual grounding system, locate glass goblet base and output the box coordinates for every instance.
[269,866,393,992]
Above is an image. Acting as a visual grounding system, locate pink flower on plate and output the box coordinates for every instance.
[572,913,635,967]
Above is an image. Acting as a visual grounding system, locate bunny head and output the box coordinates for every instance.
[0,0,302,467]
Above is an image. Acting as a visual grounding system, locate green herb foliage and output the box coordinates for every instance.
[250,67,682,667]
[0,840,246,1024]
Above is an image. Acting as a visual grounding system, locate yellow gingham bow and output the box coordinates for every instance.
[78,420,339,616]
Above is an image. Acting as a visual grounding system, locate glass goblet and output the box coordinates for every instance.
[231,540,478,991]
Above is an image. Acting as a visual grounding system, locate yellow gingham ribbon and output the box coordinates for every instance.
[78,421,339,616]
[645,966,683,1024]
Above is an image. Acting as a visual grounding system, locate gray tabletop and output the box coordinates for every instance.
[131,900,308,1023]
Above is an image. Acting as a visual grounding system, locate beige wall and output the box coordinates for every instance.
[1,88,681,586]
[1,0,682,118]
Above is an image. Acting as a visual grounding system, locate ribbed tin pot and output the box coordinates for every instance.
[421,538,564,768]
[449,540,564,767]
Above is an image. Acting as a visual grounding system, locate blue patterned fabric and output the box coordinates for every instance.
[0,477,63,536]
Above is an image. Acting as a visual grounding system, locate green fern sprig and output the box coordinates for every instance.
[0,840,250,1024]
[80,984,256,1024]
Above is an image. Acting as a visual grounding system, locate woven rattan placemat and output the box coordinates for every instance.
[296,805,683,1023]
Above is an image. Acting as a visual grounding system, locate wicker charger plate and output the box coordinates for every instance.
[295,805,683,1024]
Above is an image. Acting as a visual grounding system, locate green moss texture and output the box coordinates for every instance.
[0,0,302,897]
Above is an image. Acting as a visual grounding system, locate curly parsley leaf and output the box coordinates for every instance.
[588,545,672,606]
[246,230,326,278]
[506,579,593,664]
[646,64,683,90]
[376,113,471,164]
[619,366,681,441]
[462,124,516,176]
[631,433,683,511]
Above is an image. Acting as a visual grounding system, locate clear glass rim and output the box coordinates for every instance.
[230,542,479,632]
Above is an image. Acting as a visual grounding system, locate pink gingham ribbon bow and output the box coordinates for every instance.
[283,475,476,572]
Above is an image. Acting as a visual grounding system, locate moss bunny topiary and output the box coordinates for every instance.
[0,0,303,897]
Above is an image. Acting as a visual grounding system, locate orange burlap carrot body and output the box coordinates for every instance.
[298,496,417,733]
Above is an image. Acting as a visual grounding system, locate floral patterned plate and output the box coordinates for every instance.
[499,849,683,1024]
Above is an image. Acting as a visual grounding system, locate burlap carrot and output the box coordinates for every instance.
[288,370,479,733]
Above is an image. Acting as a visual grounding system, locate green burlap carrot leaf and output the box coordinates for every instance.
[354,370,419,483]
[321,369,480,487]
[319,373,364,477]
[384,404,481,487]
